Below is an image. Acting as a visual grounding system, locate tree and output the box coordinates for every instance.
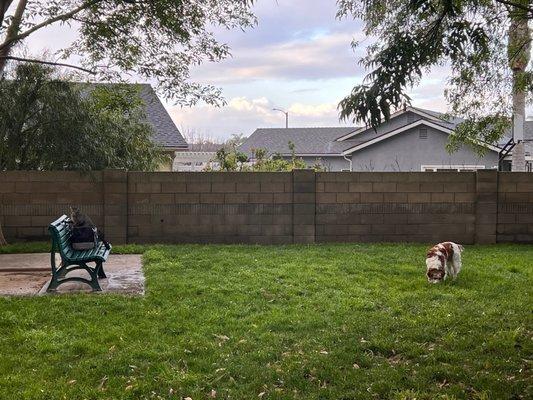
[0,62,165,244]
[337,0,532,170]
[0,63,164,171]
[0,0,255,105]
[251,141,324,172]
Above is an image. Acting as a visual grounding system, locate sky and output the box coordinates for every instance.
[19,0,452,141]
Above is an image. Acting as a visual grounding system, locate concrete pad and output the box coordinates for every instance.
[0,253,52,296]
[0,253,144,296]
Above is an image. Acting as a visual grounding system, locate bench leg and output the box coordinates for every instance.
[96,261,107,279]
[46,262,102,292]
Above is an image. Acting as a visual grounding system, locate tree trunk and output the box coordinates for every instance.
[0,0,27,74]
[0,222,7,246]
[508,2,531,172]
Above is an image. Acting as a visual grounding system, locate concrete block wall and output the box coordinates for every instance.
[1,170,533,244]
[126,172,293,244]
[0,171,104,240]
[316,172,477,243]
[497,173,533,243]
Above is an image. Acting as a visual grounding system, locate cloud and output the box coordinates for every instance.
[191,31,365,84]
[170,96,351,140]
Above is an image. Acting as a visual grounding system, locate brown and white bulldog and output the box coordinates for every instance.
[426,242,464,283]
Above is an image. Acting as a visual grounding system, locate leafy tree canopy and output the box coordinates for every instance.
[0,63,164,171]
[337,0,532,155]
[0,0,256,105]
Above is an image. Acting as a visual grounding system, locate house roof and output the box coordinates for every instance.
[79,83,188,150]
[341,119,502,155]
[239,127,359,156]
[239,107,532,157]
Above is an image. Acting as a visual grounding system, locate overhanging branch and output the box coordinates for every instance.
[0,0,103,52]
[0,56,96,74]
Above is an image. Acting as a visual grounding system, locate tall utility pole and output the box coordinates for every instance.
[273,108,289,128]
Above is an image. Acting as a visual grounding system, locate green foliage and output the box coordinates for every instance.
[0,63,164,171]
[337,0,532,147]
[0,0,256,105]
[252,141,309,172]
[0,243,531,399]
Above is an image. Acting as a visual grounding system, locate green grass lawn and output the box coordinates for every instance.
[0,244,531,399]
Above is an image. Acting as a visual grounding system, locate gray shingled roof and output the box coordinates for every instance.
[239,109,533,157]
[137,84,188,149]
[239,127,359,156]
[78,83,187,149]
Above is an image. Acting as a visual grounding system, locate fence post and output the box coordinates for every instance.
[292,169,316,244]
[475,170,498,244]
[103,169,128,244]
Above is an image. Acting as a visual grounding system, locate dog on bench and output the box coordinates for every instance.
[426,242,464,283]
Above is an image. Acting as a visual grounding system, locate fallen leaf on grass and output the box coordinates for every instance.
[98,376,108,391]
[67,380,76,385]
[209,389,217,398]
[258,392,266,398]
[353,363,360,369]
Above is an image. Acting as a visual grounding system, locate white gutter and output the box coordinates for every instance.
[343,154,353,171]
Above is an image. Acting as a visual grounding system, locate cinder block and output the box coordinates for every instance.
[200,193,225,204]
[294,235,315,244]
[150,194,174,204]
[236,182,260,193]
[294,214,314,225]
[431,193,454,203]
[454,193,476,202]
[336,193,360,203]
[373,182,397,192]
[383,193,407,203]
[396,182,420,192]
[316,193,336,203]
[408,193,431,203]
[212,182,236,193]
[324,225,349,235]
[129,193,151,204]
[174,193,200,204]
[136,182,161,193]
[0,182,15,193]
[273,193,292,203]
[260,182,285,193]
[186,183,211,193]
[293,204,315,214]
[361,214,384,225]
[249,193,274,203]
[294,193,315,203]
[360,193,384,203]
[348,182,373,192]
[420,183,444,192]
[294,182,315,193]
[225,193,249,203]
[324,182,348,193]
[294,224,315,236]
[161,182,187,193]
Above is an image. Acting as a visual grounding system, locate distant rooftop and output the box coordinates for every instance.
[79,83,188,150]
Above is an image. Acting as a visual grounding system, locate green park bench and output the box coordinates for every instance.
[47,215,112,292]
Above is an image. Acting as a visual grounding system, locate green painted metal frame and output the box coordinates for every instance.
[47,215,111,292]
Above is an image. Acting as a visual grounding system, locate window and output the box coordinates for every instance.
[421,165,486,172]
[419,128,428,139]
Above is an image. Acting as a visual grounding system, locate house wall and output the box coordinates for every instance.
[299,156,350,172]
[349,126,499,171]
[2,170,531,245]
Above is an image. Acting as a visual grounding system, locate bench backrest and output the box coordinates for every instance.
[48,215,72,258]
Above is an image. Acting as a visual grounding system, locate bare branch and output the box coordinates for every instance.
[0,0,104,52]
[0,55,96,74]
